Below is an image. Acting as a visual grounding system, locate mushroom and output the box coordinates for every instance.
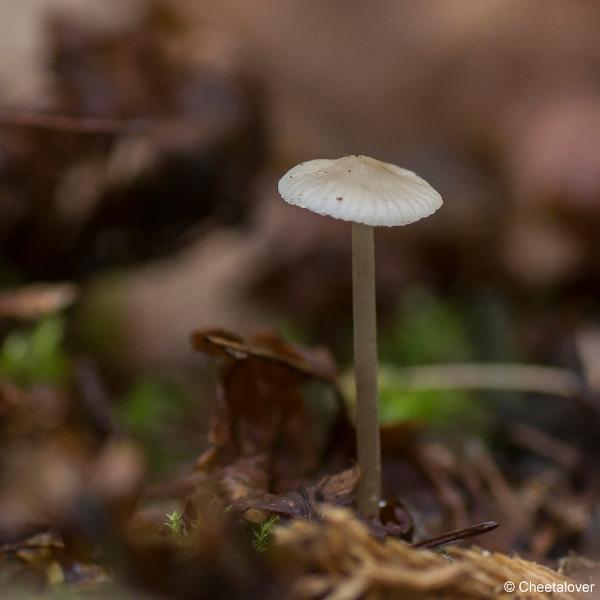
[278,154,442,515]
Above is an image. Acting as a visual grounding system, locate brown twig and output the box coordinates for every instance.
[416,443,469,529]
[412,520,499,549]
[467,440,523,526]
[508,422,582,470]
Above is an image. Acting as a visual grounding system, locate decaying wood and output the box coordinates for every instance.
[273,506,586,600]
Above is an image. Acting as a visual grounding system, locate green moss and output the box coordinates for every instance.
[380,289,472,366]
[74,277,129,369]
[379,384,477,426]
[0,317,71,387]
[117,376,193,476]
[165,510,186,536]
[118,377,187,434]
[251,515,279,553]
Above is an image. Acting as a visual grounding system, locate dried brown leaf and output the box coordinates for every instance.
[191,328,353,490]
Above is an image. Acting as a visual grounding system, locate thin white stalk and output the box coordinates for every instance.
[352,222,381,515]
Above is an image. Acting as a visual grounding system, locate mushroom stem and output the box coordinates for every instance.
[352,222,381,516]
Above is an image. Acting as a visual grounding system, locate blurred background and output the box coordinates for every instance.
[2,0,600,595]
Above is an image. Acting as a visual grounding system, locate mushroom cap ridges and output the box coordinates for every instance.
[278,155,442,227]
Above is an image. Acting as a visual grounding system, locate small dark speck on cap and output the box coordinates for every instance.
[348,170,352,173]
[336,197,343,201]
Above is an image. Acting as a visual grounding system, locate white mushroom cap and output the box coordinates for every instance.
[278,155,442,227]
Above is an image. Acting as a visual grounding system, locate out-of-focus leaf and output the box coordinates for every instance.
[0,528,112,593]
